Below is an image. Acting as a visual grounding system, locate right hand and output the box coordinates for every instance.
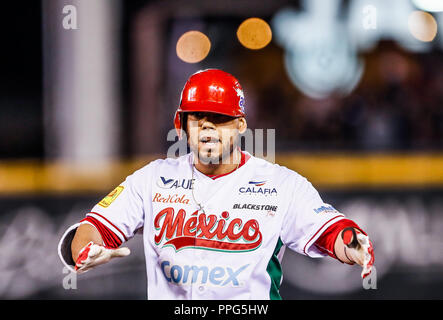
[342,228,375,279]
[75,241,131,274]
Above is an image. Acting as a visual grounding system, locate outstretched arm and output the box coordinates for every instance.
[59,175,146,274]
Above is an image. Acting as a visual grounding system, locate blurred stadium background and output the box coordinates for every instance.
[1,0,443,299]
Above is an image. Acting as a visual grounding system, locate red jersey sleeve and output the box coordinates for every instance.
[81,216,123,249]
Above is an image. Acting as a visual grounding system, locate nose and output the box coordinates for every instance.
[200,117,216,130]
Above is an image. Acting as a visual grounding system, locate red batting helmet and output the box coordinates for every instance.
[174,69,246,139]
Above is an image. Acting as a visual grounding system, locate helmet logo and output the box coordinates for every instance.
[234,85,245,113]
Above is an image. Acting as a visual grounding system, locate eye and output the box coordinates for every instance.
[189,112,205,119]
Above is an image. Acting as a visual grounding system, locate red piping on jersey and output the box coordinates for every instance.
[87,211,128,242]
[206,151,250,180]
[302,215,344,255]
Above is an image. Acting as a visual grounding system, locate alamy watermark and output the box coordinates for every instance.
[62,266,77,290]
[166,127,276,164]
[362,5,377,30]
[62,5,78,30]
[362,266,377,290]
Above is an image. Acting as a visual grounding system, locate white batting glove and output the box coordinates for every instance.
[74,241,131,274]
[342,228,375,279]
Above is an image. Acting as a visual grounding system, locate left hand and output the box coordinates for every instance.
[74,241,131,274]
[341,227,375,279]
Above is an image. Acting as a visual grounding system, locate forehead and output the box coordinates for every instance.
[187,111,228,117]
[187,111,238,120]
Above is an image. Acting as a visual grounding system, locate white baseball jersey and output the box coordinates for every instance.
[63,151,347,300]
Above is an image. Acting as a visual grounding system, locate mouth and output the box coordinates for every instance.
[199,136,221,146]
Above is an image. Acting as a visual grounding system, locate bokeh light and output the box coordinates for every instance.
[412,0,443,12]
[408,10,438,42]
[237,17,272,50]
[176,30,211,63]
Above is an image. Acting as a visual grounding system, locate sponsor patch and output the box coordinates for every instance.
[238,181,277,196]
[154,208,262,253]
[98,186,124,208]
[313,205,338,214]
[238,186,277,196]
[161,261,249,287]
[248,180,266,186]
[153,192,190,205]
[232,203,278,212]
[233,203,278,217]
[157,177,194,190]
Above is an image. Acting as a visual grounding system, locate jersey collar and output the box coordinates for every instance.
[205,151,250,180]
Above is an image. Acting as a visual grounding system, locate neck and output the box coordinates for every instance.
[194,149,242,176]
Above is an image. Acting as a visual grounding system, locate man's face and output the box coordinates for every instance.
[186,112,247,165]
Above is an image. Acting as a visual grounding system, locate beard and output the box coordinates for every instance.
[193,137,237,165]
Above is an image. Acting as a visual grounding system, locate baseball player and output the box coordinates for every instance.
[58,69,374,300]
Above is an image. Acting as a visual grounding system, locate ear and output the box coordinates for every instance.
[237,117,247,134]
[181,113,190,140]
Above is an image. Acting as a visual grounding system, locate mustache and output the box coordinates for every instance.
[199,135,221,143]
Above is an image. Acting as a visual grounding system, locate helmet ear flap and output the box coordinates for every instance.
[174,111,182,140]
[174,112,189,140]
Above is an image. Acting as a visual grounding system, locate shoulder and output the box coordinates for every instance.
[247,154,307,185]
